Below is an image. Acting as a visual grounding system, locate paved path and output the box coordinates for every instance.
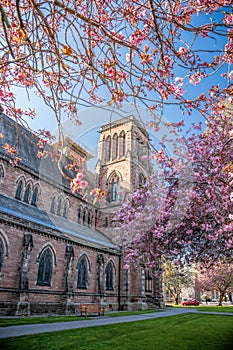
[0,308,232,339]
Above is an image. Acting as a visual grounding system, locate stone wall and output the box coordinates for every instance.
[0,218,121,315]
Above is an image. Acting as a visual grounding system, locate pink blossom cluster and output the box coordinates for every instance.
[122,4,147,26]
[189,72,205,86]
[90,188,106,201]
[2,143,21,166]
[0,89,14,102]
[116,112,233,268]
[223,13,233,25]
[223,34,233,64]
[194,0,233,14]
[105,67,127,83]
[70,172,88,194]
[129,29,147,46]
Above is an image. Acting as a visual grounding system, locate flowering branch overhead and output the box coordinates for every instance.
[0,0,232,124]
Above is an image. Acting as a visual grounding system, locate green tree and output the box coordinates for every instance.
[163,260,194,305]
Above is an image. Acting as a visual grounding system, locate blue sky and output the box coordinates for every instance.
[8,5,231,174]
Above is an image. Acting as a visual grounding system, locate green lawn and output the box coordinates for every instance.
[0,314,232,350]
[0,306,232,327]
[171,305,233,313]
[197,306,233,313]
[0,309,161,327]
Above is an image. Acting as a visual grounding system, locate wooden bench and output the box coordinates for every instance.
[80,303,105,317]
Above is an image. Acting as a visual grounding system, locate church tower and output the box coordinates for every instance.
[95,115,164,309]
[95,115,152,234]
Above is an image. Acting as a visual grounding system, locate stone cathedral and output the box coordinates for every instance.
[0,112,163,316]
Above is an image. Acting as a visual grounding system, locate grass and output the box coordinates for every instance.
[0,314,232,350]
[0,309,162,327]
[169,305,233,313]
[0,315,87,327]
[197,306,233,313]
[0,306,232,327]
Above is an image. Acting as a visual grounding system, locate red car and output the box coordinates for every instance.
[181,299,200,306]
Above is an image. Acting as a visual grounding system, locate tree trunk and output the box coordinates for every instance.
[174,296,179,305]
[218,293,224,306]
[228,291,232,304]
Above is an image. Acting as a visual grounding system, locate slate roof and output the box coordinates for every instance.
[0,193,116,250]
[0,112,116,251]
[0,113,41,171]
[0,113,90,189]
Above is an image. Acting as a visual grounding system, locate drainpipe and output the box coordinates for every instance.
[95,209,98,230]
[118,247,122,311]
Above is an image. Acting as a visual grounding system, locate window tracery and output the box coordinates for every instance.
[23,183,31,203]
[77,255,89,289]
[37,248,53,286]
[77,205,83,224]
[112,133,118,160]
[0,164,5,185]
[50,194,57,214]
[31,186,39,206]
[15,178,24,200]
[106,261,114,290]
[0,239,3,273]
[110,174,120,201]
[138,173,146,188]
[119,131,126,157]
[105,135,111,162]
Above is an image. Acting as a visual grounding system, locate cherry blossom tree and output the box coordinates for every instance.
[116,112,233,267]
[0,0,232,127]
[197,260,233,306]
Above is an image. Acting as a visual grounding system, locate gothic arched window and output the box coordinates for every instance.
[112,133,118,160]
[0,164,5,185]
[31,186,38,206]
[63,200,68,218]
[77,255,88,289]
[119,131,126,157]
[105,136,111,162]
[37,248,53,286]
[15,179,23,200]
[110,175,120,201]
[137,138,144,162]
[50,195,56,214]
[145,270,153,293]
[138,173,146,188]
[57,197,62,216]
[0,239,3,272]
[83,208,86,225]
[106,261,114,290]
[104,217,108,228]
[87,210,92,227]
[23,183,31,203]
[83,207,89,226]
[77,205,83,224]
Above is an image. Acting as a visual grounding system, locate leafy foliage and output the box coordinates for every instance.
[116,113,233,266]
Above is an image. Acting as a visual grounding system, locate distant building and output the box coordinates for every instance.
[0,112,163,316]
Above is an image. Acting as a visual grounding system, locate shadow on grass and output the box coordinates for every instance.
[0,314,232,350]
